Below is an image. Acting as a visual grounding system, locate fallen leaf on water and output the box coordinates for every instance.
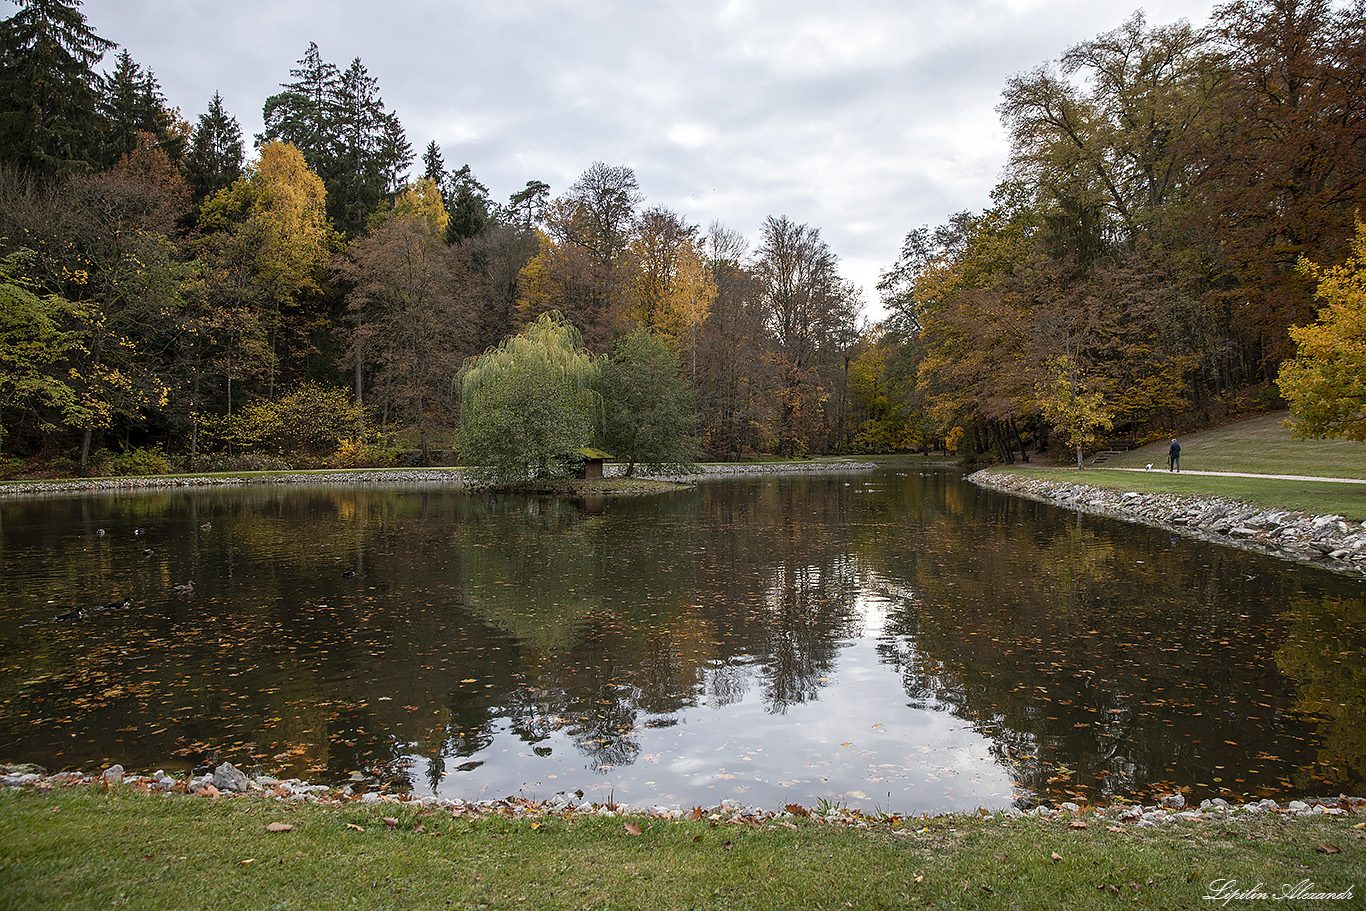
[265,822,293,833]
[624,822,642,836]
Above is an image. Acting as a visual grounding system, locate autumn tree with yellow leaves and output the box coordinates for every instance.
[1278,221,1366,441]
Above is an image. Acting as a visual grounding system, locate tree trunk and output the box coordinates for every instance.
[1010,418,1029,463]
[991,421,1013,464]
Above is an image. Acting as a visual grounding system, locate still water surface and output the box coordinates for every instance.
[1,469,1363,813]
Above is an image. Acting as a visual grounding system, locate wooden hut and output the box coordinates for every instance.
[576,448,613,480]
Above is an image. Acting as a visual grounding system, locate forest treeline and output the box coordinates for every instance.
[0,0,1362,476]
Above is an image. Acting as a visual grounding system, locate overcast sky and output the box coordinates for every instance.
[45,0,1224,318]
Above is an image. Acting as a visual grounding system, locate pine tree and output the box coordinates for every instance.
[98,49,176,167]
[261,44,412,236]
[186,91,244,202]
[447,164,490,243]
[0,0,114,181]
[421,140,447,194]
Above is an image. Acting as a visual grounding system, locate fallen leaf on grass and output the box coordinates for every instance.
[382,818,398,828]
[1106,826,1124,833]
[265,823,293,833]
[345,823,365,832]
[1069,820,1089,829]
[238,859,254,867]
[1050,852,1064,863]
[1315,845,1341,854]
[624,822,642,836]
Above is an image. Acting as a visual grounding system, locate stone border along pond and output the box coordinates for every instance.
[3,763,1364,828]
[0,461,880,499]
[970,469,1366,579]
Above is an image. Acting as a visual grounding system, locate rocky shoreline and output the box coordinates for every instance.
[0,461,879,499]
[3,762,1362,828]
[970,469,1366,578]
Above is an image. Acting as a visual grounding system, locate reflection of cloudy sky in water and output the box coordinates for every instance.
[422,590,1013,814]
[3,472,1361,813]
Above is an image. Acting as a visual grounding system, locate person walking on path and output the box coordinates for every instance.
[1169,439,1181,472]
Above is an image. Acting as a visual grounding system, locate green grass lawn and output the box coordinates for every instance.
[1011,468,1366,521]
[1093,411,1366,478]
[996,411,1366,520]
[1,788,1361,911]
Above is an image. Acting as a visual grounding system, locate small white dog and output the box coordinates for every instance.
[1145,463,1153,471]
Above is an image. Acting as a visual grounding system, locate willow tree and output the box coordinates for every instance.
[457,311,598,483]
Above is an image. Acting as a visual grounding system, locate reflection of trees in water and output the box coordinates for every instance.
[8,475,1362,804]
[752,559,860,713]
[449,479,870,767]
[702,660,751,708]
[1275,594,1366,787]
[863,488,1365,805]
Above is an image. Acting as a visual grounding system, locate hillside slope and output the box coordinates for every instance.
[1094,412,1366,479]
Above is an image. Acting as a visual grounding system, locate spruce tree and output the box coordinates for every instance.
[0,0,114,181]
[98,49,176,166]
[186,91,244,202]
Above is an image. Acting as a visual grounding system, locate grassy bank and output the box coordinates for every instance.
[1093,411,1366,478]
[1,788,1361,910]
[1008,468,1366,521]
[999,412,1366,520]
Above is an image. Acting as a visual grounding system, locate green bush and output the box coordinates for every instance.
[83,445,170,477]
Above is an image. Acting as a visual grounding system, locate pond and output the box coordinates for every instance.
[1,469,1363,814]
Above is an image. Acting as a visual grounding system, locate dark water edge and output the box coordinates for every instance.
[1,469,1363,814]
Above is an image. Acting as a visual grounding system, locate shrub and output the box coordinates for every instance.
[326,439,402,469]
[228,383,361,458]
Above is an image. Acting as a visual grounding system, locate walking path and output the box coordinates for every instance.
[1099,467,1366,484]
